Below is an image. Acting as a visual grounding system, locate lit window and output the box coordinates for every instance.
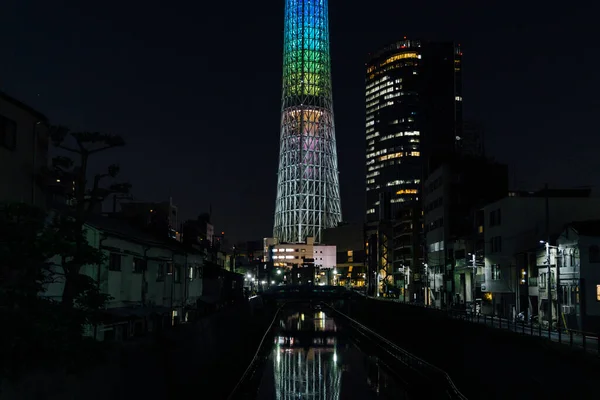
[380,52,419,67]
[455,96,463,101]
[597,285,600,301]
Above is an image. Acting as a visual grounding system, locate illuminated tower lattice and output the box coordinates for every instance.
[273,0,342,244]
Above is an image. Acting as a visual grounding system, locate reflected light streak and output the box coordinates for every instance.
[274,347,341,400]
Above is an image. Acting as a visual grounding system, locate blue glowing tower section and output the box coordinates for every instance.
[273,0,342,244]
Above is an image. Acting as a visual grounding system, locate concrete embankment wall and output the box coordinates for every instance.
[349,298,600,400]
[1,304,273,400]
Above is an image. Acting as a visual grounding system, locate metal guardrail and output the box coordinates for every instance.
[227,305,284,400]
[327,304,468,400]
[374,297,600,355]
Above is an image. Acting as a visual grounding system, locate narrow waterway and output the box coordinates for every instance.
[256,307,409,399]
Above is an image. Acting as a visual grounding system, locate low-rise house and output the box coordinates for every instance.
[44,215,204,341]
[551,221,600,332]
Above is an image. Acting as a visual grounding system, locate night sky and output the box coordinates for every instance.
[2,1,599,242]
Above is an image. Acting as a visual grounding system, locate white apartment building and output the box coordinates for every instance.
[264,236,336,269]
[44,216,204,341]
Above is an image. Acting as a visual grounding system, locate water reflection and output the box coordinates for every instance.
[272,310,341,399]
[258,309,408,399]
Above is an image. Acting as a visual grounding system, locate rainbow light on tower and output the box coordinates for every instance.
[273,0,342,244]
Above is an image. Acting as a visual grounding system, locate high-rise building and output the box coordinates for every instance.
[273,0,342,244]
[365,39,463,222]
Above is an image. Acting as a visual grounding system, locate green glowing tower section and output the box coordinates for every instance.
[274,0,342,244]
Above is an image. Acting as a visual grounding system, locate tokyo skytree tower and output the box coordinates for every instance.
[273,0,342,244]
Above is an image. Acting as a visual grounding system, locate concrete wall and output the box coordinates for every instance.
[348,297,599,399]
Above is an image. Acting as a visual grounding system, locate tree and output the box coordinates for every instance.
[0,203,66,379]
[43,126,131,308]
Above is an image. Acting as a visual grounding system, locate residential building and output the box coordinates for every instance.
[264,236,336,269]
[43,215,207,341]
[522,220,600,332]
[322,222,367,287]
[120,198,179,240]
[182,212,214,247]
[423,157,508,308]
[365,39,463,222]
[481,188,600,318]
[264,236,336,286]
[0,91,49,208]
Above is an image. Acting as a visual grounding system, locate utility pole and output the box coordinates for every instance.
[545,183,552,330]
[557,248,563,329]
[471,253,477,314]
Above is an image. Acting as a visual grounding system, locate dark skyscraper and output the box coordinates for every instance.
[273,0,342,244]
[365,39,463,222]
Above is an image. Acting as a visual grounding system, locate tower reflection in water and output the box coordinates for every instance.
[273,311,341,399]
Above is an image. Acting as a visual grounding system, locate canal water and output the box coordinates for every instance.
[256,307,409,399]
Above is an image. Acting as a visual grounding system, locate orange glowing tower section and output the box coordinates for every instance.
[273,0,342,244]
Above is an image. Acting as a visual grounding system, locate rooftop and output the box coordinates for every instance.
[0,90,48,121]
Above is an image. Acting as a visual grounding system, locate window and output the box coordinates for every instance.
[589,245,600,263]
[596,285,600,301]
[489,209,501,227]
[157,263,165,281]
[491,264,501,280]
[0,115,17,151]
[490,236,502,253]
[347,250,353,263]
[133,258,146,273]
[174,264,182,283]
[108,253,121,271]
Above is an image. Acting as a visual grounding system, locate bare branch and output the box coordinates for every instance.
[55,145,80,154]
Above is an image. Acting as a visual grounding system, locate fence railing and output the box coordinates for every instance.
[370,297,600,355]
[328,303,468,400]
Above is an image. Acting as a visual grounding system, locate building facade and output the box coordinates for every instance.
[423,157,508,308]
[43,216,206,341]
[481,188,600,318]
[273,0,342,244]
[392,202,423,301]
[322,222,367,287]
[365,39,463,222]
[554,221,600,332]
[265,236,336,270]
[0,91,49,208]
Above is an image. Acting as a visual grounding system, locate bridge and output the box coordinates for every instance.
[234,290,599,399]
